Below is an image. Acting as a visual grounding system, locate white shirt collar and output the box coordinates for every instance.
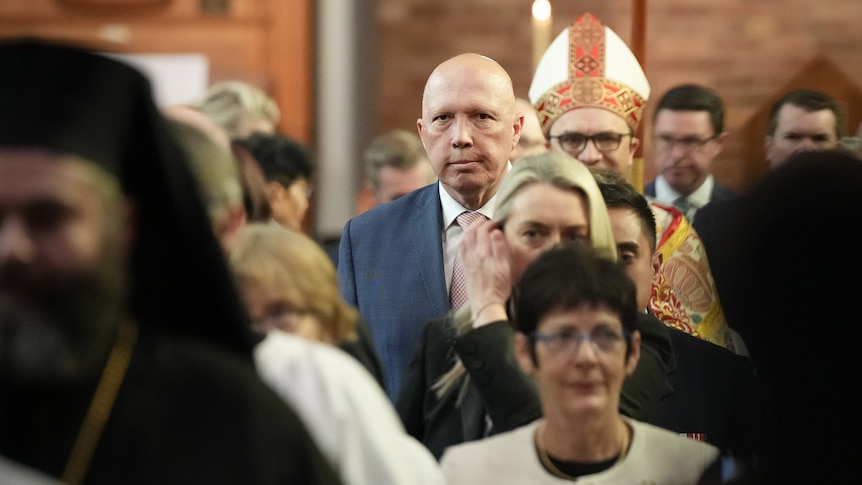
[439,161,511,227]
[654,174,714,209]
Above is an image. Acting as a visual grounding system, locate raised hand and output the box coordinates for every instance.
[459,218,512,328]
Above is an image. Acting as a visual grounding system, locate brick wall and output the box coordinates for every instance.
[376,0,862,191]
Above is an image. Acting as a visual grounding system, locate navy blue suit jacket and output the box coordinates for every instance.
[644,178,738,226]
[337,183,450,400]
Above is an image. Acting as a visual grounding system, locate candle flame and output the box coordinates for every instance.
[532,0,551,22]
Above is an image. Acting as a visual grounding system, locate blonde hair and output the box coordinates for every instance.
[433,151,616,399]
[167,118,243,228]
[229,223,358,343]
[196,81,281,139]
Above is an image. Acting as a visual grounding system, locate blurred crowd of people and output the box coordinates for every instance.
[2,10,861,485]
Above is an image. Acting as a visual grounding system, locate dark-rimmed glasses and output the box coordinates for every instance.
[547,132,633,154]
[653,134,718,153]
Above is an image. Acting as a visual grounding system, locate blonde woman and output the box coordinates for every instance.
[230,223,445,485]
[195,80,280,139]
[397,152,621,458]
[230,223,379,375]
[231,223,351,342]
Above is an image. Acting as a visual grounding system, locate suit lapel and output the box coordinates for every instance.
[661,344,678,400]
[405,185,448,318]
[655,334,680,429]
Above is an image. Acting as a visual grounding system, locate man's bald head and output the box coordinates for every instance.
[417,53,522,209]
[421,53,516,118]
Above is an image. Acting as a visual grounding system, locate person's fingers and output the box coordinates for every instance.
[487,224,510,261]
[459,219,497,259]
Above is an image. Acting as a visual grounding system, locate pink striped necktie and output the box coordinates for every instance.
[449,211,488,310]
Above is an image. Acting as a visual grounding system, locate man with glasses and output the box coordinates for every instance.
[644,84,738,222]
[529,13,742,353]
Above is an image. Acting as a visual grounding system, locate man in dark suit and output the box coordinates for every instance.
[599,171,756,473]
[644,84,738,223]
[337,53,523,400]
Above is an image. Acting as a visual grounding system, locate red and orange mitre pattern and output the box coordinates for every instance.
[529,13,650,135]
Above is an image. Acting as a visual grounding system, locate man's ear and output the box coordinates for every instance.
[712,131,730,156]
[625,137,641,171]
[511,113,525,152]
[629,135,641,154]
[514,332,536,375]
[625,329,642,376]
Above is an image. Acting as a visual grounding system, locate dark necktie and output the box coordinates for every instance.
[673,196,696,221]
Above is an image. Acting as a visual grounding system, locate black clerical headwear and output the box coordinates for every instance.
[0,38,257,357]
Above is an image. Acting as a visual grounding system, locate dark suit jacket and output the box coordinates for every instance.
[396,319,542,460]
[337,183,450,400]
[709,181,739,203]
[398,312,756,464]
[645,179,738,226]
[690,198,754,352]
[396,313,673,460]
[648,313,758,466]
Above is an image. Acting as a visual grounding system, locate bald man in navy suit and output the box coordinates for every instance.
[337,53,523,400]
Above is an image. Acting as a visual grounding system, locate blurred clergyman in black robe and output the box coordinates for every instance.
[0,38,341,485]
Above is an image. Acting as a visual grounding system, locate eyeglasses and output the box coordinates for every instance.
[530,327,628,354]
[250,304,309,334]
[653,135,718,153]
[547,132,632,154]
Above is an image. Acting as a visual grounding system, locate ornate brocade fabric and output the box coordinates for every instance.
[534,13,646,134]
[650,203,735,351]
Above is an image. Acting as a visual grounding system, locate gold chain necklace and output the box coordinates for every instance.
[535,421,630,480]
[61,318,138,485]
